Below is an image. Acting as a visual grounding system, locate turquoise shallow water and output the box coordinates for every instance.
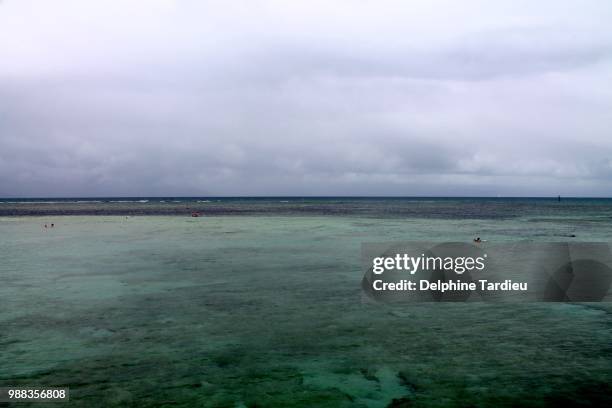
[1,213,612,407]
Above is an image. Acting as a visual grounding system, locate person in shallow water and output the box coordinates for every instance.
[474,237,482,243]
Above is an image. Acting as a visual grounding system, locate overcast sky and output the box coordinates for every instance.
[1,0,612,197]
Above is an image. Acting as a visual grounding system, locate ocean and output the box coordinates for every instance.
[1,198,611,407]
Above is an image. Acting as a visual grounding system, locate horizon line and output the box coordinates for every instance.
[2,195,612,200]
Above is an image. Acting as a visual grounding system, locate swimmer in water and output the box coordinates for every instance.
[473,237,482,243]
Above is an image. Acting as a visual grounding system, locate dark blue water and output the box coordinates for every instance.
[1,196,612,219]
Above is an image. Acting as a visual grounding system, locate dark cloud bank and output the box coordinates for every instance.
[1,0,612,197]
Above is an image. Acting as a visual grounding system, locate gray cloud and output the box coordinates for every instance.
[1,0,612,197]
